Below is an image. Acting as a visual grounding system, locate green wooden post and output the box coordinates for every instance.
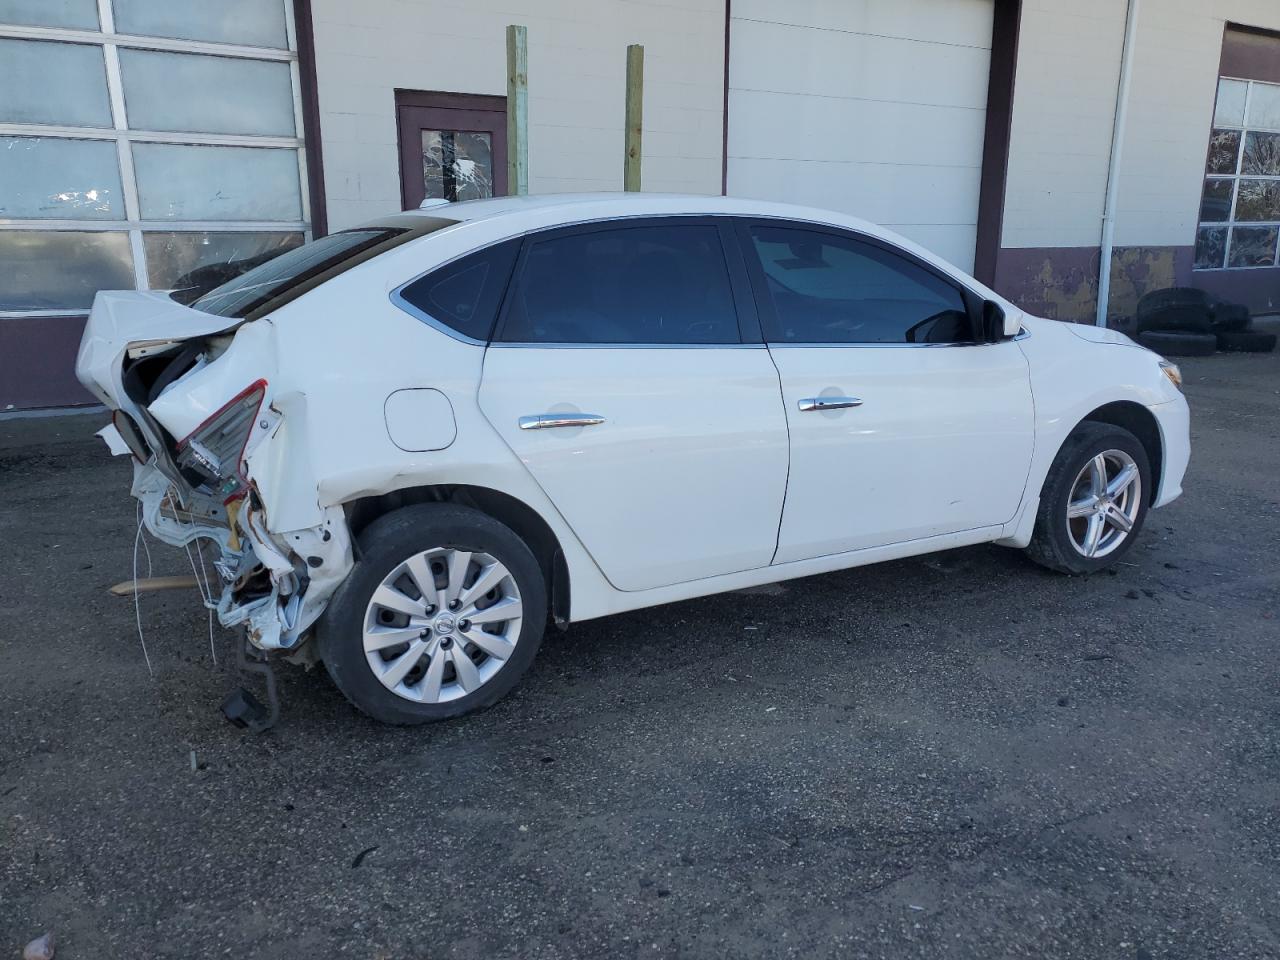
[506,24,528,196]
[624,43,644,192]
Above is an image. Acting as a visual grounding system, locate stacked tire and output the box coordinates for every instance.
[1134,287,1275,356]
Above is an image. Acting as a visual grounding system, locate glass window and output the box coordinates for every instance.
[0,136,124,220]
[144,231,303,291]
[499,224,741,345]
[421,131,495,201]
[0,38,112,127]
[748,226,972,344]
[189,218,457,317]
[1242,131,1280,176]
[1235,180,1280,222]
[113,0,289,49]
[0,0,97,29]
[1199,178,1234,222]
[119,50,296,137]
[1194,226,1228,270]
[133,143,302,221]
[0,231,134,310]
[399,242,519,341]
[1214,78,1248,127]
[1246,81,1280,131]
[1196,79,1280,272]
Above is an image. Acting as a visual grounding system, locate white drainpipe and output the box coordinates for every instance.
[1097,0,1142,327]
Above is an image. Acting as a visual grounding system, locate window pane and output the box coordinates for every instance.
[1227,226,1279,268]
[749,226,971,344]
[113,0,288,48]
[119,50,295,137]
[399,241,519,341]
[0,0,97,29]
[1206,129,1241,175]
[0,39,111,127]
[1194,226,1228,270]
[1214,78,1247,127]
[0,231,133,310]
[422,131,494,201]
[0,136,123,220]
[1235,180,1280,222]
[143,231,303,291]
[501,225,741,345]
[1246,80,1280,131]
[133,143,302,221]
[1242,131,1280,176]
[1199,178,1234,222]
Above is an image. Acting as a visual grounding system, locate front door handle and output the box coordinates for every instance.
[519,413,607,430]
[797,397,863,412]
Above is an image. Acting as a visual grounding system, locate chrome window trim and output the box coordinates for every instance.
[766,340,999,349]
[388,287,486,346]
[487,341,766,350]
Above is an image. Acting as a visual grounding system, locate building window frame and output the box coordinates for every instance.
[0,0,311,317]
[1195,75,1280,272]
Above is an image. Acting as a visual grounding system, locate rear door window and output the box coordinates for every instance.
[498,222,742,344]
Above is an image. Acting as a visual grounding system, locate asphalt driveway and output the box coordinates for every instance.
[2,350,1278,959]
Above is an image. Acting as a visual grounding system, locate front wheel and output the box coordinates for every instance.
[1024,423,1152,575]
[318,504,547,724]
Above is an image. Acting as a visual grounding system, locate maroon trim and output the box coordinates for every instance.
[292,0,327,239]
[721,0,731,196]
[973,0,1022,287]
[0,315,96,411]
[1220,23,1280,84]
[393,91,508,210]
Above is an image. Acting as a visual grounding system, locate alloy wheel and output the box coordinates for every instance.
[1065,449,1143,559]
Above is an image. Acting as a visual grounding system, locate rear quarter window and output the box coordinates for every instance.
[395,239,519,342]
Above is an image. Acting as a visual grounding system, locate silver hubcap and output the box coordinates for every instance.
[1066,449,1142,559]
[362,547,523,703]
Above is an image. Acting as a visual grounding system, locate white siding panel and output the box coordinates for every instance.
[726,2,993,270]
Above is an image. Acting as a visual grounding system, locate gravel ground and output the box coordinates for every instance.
[2,351,1278,959]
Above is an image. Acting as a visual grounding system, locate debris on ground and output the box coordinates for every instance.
[23,932,55,960]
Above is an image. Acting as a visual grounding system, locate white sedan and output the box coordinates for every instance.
[77,194,1190,724]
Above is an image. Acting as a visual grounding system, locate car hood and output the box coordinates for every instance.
[1063,323,1140,348]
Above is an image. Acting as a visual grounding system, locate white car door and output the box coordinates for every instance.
[740,221,1034,564]
[478,218,790,592]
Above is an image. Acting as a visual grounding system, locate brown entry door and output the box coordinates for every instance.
[395,91,507,209]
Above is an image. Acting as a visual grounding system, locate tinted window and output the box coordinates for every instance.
[749,225,972,344]
[499,223,740,344]
[189,215,457,318]
[398,240,518,341]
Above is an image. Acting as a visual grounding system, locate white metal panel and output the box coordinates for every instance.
[727,0,994,271]
[478,346,789,592]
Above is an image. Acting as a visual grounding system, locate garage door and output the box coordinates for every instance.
[726,0,994,271]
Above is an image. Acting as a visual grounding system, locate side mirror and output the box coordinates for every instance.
[982,300,1018,341]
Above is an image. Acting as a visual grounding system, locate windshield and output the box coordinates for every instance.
[185,215,459,318]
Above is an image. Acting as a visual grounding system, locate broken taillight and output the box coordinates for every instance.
[174,379,266,501]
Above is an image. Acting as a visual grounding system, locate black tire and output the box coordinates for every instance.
[1210,302,1250,332]
[1215,329,1276,353]
[1024,422,1152,575]
[317,504,547,725]
[1136,329,1217,356]
[1136,286,1211,321]
[1135,304,1213,334]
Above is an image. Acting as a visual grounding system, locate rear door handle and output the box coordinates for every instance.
[797,397,863,412]
[518,413,607,430]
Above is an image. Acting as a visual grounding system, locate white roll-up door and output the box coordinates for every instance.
[727,0,995,270]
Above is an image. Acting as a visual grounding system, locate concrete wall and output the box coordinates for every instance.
[996,0,1280,321]
[309,0,726,232]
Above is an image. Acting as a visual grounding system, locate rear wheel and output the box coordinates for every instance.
[1025,423,1151,575]
[318,504,547,724]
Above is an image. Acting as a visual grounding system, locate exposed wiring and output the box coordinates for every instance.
[183,536,218,666]
[132,501,154,678]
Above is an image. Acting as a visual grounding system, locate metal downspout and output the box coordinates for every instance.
[1097,0,1142,327]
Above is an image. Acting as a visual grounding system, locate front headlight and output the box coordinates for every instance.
[1159,360,1182,390]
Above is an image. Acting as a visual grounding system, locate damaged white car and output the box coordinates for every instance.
[77,193,1190,725]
